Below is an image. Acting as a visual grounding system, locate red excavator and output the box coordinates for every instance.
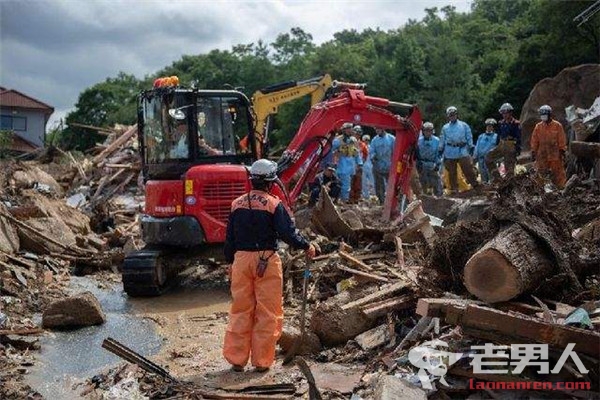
[123,78,422,296]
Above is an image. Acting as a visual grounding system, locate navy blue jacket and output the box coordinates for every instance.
[497,118,522,154]
[224,190,309,263]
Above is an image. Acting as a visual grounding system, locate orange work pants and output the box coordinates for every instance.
[536,159,566,188]
[223,251,283,369]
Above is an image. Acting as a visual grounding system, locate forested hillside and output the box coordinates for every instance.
[60,0,599,150]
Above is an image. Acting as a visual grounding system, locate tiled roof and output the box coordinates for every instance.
[0,88,54,113]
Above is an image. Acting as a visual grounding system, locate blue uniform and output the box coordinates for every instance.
[416,135,443,196]
[439,120,473,159]
[474,132,497,183]
[332,135,362,201]
[369,133,395,204]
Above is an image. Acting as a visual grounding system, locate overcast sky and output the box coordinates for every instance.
[1,0,472,129]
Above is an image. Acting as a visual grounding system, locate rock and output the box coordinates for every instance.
[0,202,19,254]
[278,325,322,355]
[17,217,77,254]
[374,375,427,400]
[12,165,64,197]
[520,64,600,149]
[355,324,389,351]
[42,291,106,329]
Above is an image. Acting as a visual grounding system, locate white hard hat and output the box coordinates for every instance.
[485,118,497,125]
[539,105,552,115]
[341,122,353,130]
[362,134,370,141]
[498,103,514,113]
[422,122,434,130]
[446,106,458,116]
[250,159,278,181]
[353,125,362,133]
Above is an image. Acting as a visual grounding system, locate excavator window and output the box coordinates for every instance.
[141,91,191,163]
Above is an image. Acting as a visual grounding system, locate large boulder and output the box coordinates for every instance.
[520,64,600,149]
[0,203,19,254]
[42,291,106,329]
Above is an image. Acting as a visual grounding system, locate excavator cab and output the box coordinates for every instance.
[123,84,257,296]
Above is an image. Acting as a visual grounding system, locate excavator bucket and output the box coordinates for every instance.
[311,188,356,242]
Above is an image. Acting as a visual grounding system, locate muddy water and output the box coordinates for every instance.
[26,276,231,399]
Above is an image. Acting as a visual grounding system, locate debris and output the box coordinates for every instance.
[0,334,40,350]
[278,325,322,355]
[416,299,600,357]
[564,308,594,330]
[355,324,389,351]
[42,291,106,329]
[374,375,427,400]
[295,357,323,400]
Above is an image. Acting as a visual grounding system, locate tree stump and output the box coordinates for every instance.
[464,224,555,303]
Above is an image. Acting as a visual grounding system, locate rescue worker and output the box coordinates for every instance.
[474,119,499,184]
[223,159,316,372]
[308,163,341,206]
[369,128,395,205]
[361,134,375,199]
[349,125,368,203]
[530,105,568,188]
[485,102,522,181]
[332,123,363,202]
[416,122,443,196]
[439,106,479,193]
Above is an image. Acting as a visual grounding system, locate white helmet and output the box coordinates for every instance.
[539,105,552,115]
[422,122,434,131]
[446,106,458,116]
[485,118,497,125]
[361,134,370,142]
[353,125,362,133]
[250,159,278,181]
[498,103,514,113]
[341,122,353,130]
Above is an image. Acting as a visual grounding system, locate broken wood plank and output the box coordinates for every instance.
[394,236,405,268]
[361,294,414,319]
[339,250,374,271]
[0,328,44,336]
[355,253,387,261]
[341,280,409,311]
[418,299,600,358]
[92,124,137,165]
[336,265,388,283]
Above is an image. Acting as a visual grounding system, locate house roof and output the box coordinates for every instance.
[6,132,40,153]
[0,87,54,114]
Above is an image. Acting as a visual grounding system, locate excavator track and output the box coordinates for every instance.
[122,247,171,297]
[122,245,225,297]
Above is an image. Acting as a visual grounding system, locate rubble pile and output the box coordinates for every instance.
[0,124,145,398]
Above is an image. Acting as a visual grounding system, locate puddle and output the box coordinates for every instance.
[26,277,162,399]
[25,276,232,399]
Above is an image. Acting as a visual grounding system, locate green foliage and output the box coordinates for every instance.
[66,6,599,151]
[0,130,12,158]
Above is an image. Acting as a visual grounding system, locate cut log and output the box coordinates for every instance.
[464,224,555,303]
[570,141,600,159]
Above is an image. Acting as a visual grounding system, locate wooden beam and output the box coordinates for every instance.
[92,124,137,165]
[341,280,408,311]
[361,294,414,319]
[336,264,388,283]
[339,250,374,271]
[417,299,600,358]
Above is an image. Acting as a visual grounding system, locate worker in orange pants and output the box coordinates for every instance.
[223,159,315,372]
[530,105,567,188]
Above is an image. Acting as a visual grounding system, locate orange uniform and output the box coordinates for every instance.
[223,190,310,369]
[530,119,567,188]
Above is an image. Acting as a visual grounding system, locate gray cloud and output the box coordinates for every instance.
[0,0,471,129]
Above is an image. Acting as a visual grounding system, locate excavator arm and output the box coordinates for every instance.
[276,86,422,221]
[247,75,333,157]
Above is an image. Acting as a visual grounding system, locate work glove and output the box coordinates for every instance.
[306,243,317,259]
[531,152,536,162]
